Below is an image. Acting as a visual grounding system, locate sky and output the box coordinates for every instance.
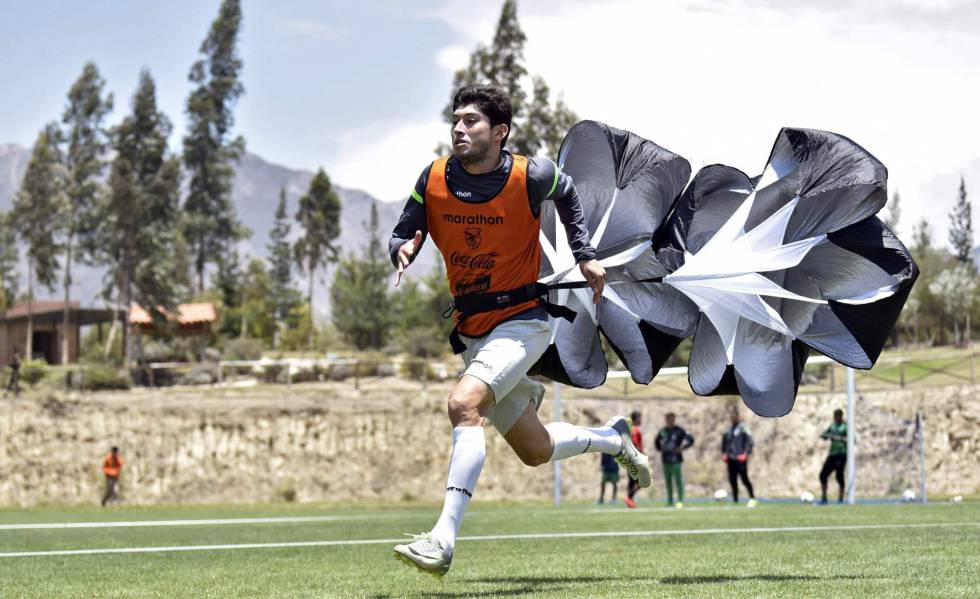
[1,0,978,247]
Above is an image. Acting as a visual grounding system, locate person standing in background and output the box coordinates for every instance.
[101,447,123,506]
[598,452,620,504]
[721,409,757,508]
[655,412,695,508]
[4,350,21,397]
[624,411,644,508]
[819,409,848,504]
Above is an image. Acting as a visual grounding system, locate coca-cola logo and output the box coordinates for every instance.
[450,251,499,270]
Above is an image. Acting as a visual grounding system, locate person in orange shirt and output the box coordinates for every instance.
[101,446,123,506]
[624,411,644,508]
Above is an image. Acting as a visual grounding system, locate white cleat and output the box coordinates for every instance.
[393,533,453,577]
[607,416,652,489]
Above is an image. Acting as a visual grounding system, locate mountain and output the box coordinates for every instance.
[0,144,439,320]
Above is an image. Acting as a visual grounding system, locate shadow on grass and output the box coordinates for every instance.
[660,574,871,585]
[371,573,874,598]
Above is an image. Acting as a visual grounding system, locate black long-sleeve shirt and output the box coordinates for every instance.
[721,423,754,458]
[655,426,695,464]
[388,151,595,268]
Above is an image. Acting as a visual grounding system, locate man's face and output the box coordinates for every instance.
[665,414,675,427]
[729,412,739,425]
[451,104,506,163]
[834,411,843,424]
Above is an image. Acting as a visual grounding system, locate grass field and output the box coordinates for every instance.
[1,500,978,598]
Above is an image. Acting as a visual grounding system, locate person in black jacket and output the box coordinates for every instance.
[721,408,756,507]
[654,413,694,507]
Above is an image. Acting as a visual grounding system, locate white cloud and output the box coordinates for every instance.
[324,119,448,202]
[435,44,470,72]
[279,20,348,41]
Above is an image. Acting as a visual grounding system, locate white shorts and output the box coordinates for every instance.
[460,318,551,435]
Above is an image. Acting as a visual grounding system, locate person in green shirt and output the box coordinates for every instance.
[655,412,695,508]
[819,409,848,504]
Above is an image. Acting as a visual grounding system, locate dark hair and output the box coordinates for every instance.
[630,410,641,421]
[833,409,843,417]
[111,446,119,453]
[665,412,676,419]
[452,85,513,147]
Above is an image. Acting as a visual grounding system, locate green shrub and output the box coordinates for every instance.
[20,359,50,387]
[222,337,264,361]
[82,367,132,391]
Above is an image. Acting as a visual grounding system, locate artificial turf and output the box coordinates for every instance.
[0,500,977,598]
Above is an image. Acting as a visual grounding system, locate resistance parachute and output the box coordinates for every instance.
[531,121,918,416]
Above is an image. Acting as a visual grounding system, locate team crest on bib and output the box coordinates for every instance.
[464,227,482,249]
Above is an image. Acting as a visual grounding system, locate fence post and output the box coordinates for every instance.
[829,365,835,392]
[216,362,223,384]
[917,410,927,504]
[354,361,359,391]
[553,382,562,508]
[899,361,905,388]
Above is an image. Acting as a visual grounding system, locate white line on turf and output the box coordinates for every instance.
[0,522,975,558]
[0,505,733,530]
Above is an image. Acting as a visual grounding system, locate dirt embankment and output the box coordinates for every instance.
[0,380,976,506]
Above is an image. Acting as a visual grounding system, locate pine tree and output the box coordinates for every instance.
[440,0,577,157]
[11,124,65,360]
[949,176,974,266]
[240,257,275,341]
[60,62,113,364]
[267,188,298,326]
[182,0,246,293]
[330,202,391,350]
[99,71,184,366]
[294,169,341,349]
[0,212,18,311]
[884,190,901,231]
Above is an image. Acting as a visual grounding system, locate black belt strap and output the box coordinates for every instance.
[448,282,577,354]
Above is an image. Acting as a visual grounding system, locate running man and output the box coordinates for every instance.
[819,408,848,504]
[654,412,694,508]
[390,85,651,576]
[721,409,756,508]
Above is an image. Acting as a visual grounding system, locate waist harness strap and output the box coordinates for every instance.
[448,282,576,354]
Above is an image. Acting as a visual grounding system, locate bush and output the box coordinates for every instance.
[222,337,264,361]
[20,359,50,388]
[82,367,132,391]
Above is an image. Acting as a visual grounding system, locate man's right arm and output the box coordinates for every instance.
[389,166,431,268]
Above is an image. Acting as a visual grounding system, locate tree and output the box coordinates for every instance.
[267,188,299,328]
[99,71,184,366]
[11,124,65,359]
[929,263,978,345]
[240,257,275,342]
[182,0,246,293]
[0,212,19,311]
[330,203,392,350]
[439,0,578,157]
[59,62,113,364]
[949,176,974,266]
[294,169,341,349]
[884,189,901,231]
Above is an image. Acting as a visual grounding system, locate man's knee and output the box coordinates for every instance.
[447,380,490,425]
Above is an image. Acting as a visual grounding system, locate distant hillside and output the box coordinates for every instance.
[0,144,438,320]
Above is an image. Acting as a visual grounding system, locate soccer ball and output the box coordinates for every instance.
[901,489,916,502]
[800,491,815,503]
[714,489,728,501]
[952,495,963,503]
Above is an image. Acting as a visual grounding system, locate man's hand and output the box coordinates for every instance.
[736,453,748,463]
[721,454,729,463]
[578,259,605,304]
[394,230,423,287]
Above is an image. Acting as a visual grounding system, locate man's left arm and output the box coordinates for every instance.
[528,158,603,302]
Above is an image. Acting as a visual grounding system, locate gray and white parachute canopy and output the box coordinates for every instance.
[530,121,918,417]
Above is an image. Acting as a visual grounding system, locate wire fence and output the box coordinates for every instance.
[21,349,980,395]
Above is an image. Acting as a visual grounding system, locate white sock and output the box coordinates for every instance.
[546,422,623,462]
[430,426,485,552]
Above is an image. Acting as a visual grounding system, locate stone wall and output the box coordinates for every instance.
[0,380,976,506]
